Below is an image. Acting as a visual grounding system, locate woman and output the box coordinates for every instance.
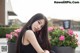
[16,13,52,53]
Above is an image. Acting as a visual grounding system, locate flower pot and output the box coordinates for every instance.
[7,42,16,53]
[52,46,75,53]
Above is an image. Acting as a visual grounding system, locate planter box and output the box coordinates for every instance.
[7,42,16,53]
[52,46,75,53]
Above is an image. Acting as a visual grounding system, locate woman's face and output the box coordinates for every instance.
[32,19,45,32]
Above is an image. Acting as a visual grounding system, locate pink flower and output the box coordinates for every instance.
[59,35,65,41]
[14,28,21,33]
[8,31,18,38]
[10,32,18,37]
[74,33,78,39]
[14,32,18,37]
[77,42,80,46]
[59,27,64,31]
[6,34,12,39]
[10,32,14,35]
[48,27,53,32]
[67,29,73,36]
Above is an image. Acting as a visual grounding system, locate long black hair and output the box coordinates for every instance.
[16,13,51,53]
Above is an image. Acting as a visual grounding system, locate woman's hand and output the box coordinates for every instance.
[44,50,50,53]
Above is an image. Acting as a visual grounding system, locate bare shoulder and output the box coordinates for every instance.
[25,30,45,53]
[25,30,35,37]
[26,30,34,33]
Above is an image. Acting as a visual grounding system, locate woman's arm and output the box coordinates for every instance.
[25,30,49,53]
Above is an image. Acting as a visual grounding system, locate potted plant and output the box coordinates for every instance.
[6,28,21,53]
[48,27,78,53]
[0,27,17,38]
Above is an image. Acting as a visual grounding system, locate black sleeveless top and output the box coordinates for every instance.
[20,43,37,53]
[20,26,37,53]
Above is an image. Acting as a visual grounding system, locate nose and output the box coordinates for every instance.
[37,25,41,30]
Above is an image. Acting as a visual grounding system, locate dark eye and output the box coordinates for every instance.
[38,21,41,24]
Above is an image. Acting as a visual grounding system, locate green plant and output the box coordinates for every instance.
[0,27,18,38]
[48,27,78,49]
[6,28,21,43]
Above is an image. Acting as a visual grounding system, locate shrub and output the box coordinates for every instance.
[0,27,18,38]
[48,27,78,49]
